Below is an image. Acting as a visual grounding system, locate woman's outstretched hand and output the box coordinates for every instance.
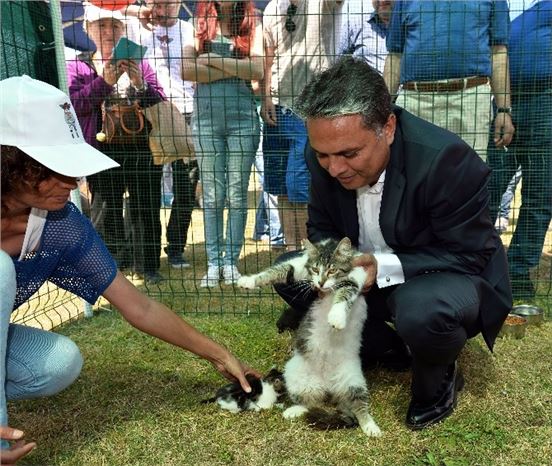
[213,353,262,393]
[0,427,36,465]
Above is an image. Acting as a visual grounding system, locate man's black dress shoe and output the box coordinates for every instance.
[406,362,465,430]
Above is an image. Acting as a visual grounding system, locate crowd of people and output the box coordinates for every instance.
[62,0,550,299]
[1,0,550,462]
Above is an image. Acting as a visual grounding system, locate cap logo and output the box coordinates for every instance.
[59,102,80,139]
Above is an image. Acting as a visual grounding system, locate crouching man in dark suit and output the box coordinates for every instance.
[276,56,512,430]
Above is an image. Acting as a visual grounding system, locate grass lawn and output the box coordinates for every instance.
[9,308,552,466]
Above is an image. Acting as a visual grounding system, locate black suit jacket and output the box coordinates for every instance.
[306,107,512,350]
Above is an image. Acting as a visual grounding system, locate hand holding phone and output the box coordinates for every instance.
[111,37,147,63]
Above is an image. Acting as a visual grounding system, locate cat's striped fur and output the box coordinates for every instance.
[238,238,381,436]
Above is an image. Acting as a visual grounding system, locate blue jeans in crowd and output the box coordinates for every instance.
[193,80,260,267]
[0,250,82,449]
[488,88,552,277]
[253,153,284,245]
[497,167,522,219]
[263,106,309,203]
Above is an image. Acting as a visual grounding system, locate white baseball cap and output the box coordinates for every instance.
[83,2,125,26]
[0,75,119,177]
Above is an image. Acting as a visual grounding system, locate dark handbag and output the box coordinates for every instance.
[96,98,145,144]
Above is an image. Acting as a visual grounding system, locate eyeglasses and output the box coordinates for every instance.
[285,4,297,33]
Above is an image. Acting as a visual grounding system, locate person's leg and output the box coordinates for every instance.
[224,111,260,269]
[0,251,82,449]
[5,325,83,402]
[165,159,197,265]
[389,273,480,426]
[266,191,284,246]
[284,111,309,250]
[194,123,227,273]
[506,91,552,298]
[253,153,269,240]
[359,285,411,371]
[487,136,520,223]
[263,106,291,247]
[127,148,163,278]
[87,156,127,266]
[0,251,16,448]
[254,142,284,245]
[495,167,522,232]
[161,163,174,207]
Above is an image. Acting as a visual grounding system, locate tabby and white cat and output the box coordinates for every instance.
[237,238,382,437]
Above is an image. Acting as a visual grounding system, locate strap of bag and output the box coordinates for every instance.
[118,103,144,134]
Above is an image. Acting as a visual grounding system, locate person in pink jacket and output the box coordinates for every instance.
[67,4,166,284]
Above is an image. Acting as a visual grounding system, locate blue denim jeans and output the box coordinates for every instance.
[497,167,522,219]
[263,106,309,203]
[488,88,552,276]
[0,250,83,449]
[253,153,284,245]
[193,80,260,267]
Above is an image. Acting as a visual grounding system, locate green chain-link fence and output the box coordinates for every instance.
[2,0,551,330]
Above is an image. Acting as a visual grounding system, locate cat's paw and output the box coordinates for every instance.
[328,303,347,330]
[283,405,308,420]
[360,419,382,437]
[237,275,257,289]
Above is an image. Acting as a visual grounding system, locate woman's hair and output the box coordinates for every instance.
[195,1,256,57]
[1,145,53,199]
[294,56,392,132]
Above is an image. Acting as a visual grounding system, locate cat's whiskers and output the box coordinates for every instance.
[287,281,313,305]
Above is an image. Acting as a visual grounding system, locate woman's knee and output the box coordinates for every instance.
[6,329,83,400]
[43,336,83,395]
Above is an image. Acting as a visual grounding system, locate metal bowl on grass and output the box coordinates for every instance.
[498,314,528,339]
[511,305,544,326]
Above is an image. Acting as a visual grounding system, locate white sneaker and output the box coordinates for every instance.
[222,265,241,285]
[200,266,221,288]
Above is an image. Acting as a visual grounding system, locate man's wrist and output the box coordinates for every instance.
[496,107,512,114]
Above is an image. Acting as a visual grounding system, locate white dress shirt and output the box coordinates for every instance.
[356,170,405,288]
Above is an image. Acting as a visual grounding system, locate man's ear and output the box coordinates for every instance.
[384,113,396,146]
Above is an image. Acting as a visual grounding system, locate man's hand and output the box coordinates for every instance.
[120,4,154,30]
[0,427,36,465]
[260,98,277,126]
[493,113,515,147]
[352,254,378,292]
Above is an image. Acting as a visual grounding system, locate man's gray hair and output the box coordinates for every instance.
[294,56,392,132]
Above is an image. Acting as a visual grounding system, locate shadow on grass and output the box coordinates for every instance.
[11,363,210,464]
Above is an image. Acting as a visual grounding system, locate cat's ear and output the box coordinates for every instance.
[336,237,352,254]
[302,238,317,255]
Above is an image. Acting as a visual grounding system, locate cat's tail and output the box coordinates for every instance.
[305,408,358,430]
